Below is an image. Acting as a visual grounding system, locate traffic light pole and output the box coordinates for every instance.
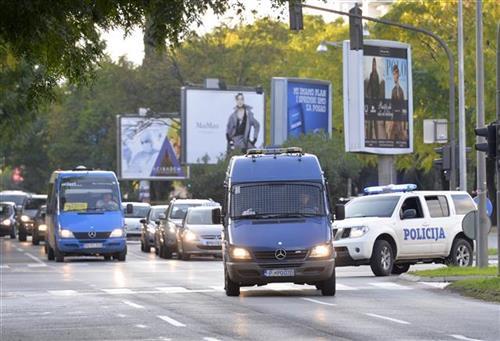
[299,3,457,190]
[496,23,499,276]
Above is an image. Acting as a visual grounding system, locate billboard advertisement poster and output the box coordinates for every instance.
[343,40,413,154]
[271,78,332,145]
[182,88,265,164]
[118,116,187,180]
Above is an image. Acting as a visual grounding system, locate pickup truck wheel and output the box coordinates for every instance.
[370,240,394,276]
[224,267,240,297]
[320,268,336,296]
[391,263,410,275]
[446,238,473,267]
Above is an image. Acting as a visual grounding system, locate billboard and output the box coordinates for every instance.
[117,115,188,180]
[271,78,332,145]
[182,88,265,164]
[343,40,413,154]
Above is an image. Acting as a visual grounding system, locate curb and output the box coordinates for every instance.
[400,273,496,283]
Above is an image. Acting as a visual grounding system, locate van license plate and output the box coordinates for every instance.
[83,243,102,249]
[205,240,221,246]
[264,269,295,277]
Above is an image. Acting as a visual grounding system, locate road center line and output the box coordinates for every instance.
[365,313,410,325]
[122,300,145,309]
[204,337,221,341]
[301,298,337,306]
[157,315,186,327]
[24,252,45,264]
[450,334,484,341]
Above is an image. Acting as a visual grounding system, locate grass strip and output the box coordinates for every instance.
[410,266,496,278]
[448,277,500,303]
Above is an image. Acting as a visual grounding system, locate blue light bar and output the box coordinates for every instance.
[364,184,417,195]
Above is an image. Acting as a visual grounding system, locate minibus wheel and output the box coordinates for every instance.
[320,268,336,296]
[224,267,240,296]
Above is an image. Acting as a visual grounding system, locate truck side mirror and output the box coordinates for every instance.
[212,207,222,225]
[334,204,345,221]
[126,203,134,215]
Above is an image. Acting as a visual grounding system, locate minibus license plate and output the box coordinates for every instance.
[83,243,102,249]
[264,269,295,277]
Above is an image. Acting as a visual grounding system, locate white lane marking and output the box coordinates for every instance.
[0,265,9,269]
[156,287,190,293]
[450,335,484,341]
[336,284,359,291]
[365,313,410,325]
[24,252,46,265]
[301,298,337,306]
[210,286,224,291]
[135,324,147,329]
[27,264,48,268]
[122,300,145,309]
[268,283,304,291]
[117,313,127,318]
[49,290,78,296]
[16,248,23,252]
[204,338,222,341]
[158,315,186,327]
[369,282,411,290]
[102,288,134,295]
[421,282,450,289]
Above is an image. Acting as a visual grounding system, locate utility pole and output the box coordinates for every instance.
[475,0,488,268]
[496,23,500,276]
[458,0,467,191]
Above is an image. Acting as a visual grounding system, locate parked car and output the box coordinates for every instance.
[32,205,47,245]
[18,194,47,241]
[155,199,219,259]
[123,202,151,237]
[140,205,168,253]
[177,206,223,260]
[0,201,17,239]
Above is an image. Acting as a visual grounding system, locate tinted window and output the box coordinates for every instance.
[0,194,27,206]
[25,198,46,210]
[400,197,424,219]
[425,196,449,217]
[452,194,476,215]
[346,196,399,218]
[0,205,12,217]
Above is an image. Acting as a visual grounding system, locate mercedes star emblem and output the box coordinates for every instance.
[275,248,287,260]
[88,231,97,239]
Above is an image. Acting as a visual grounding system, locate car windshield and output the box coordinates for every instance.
[170,204,203,220]
[345,196,400,218]
[186,209,216,225]
[231,183,325,219]
[0,194,27,206]
[59,176,120,212]
[150,207,166,221]
[0,205,13,217]
[125,205,150,218]
[25,198,46,210]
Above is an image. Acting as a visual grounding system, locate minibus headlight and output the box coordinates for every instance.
[309,244,333,258]
[21,215,30,222]
[2,219,11,226]
[59,229,75,238]
[38,224,47,231]
[183,230,197,242]
[231,247,252,260]
[349,226,369,238]
[110,228,124,238]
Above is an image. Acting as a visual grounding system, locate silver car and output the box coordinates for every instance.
[123,202,151,237]
[176,206,223,260]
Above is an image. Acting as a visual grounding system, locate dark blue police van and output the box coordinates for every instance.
[45,167,128,262]
[219,147,336,296]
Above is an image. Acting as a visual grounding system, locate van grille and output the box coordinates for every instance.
[253,249,307,261]
[73,232,111,240]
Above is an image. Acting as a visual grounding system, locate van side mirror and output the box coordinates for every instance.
[212,207,222,225]
[126,203,134,215]
[402,209,417,219]
[334,204,345,221]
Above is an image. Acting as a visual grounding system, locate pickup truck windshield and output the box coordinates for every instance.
[346,196,399,218]
[231,183,325,219]
[59,176,120,212]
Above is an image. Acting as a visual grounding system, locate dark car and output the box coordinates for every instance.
[140,205,168,253]
[32,205,47,245]
[0,202,17,239]
[18,194,47,241]
[0,191,28,233]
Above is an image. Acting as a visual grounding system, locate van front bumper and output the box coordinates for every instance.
[57,238,126,254]
[226,258,335,285]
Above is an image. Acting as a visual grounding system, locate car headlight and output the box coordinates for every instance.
[231,247,252,260]
[38,224,47,231]
[349,226,369,238]
[59,229,75,238]
[169,226,176,233]
[309,244,333,258]
[21,215,30,222]
[2,219,11,226]
[110,228,124,238]
[183,230,197,242]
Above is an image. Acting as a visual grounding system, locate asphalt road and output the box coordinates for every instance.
[1,237,499,341]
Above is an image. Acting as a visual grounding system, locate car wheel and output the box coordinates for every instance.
[224,267,240,297]
[315,283,323,290]
[391,263,410,275]
[18,229,27,242]
[140,240,145,252]
[47,244,55,261]
[143,239,151,253]
[446,238,473,267]
[10,228,15,239]
[370,239,394,276]
[54,244,64,263]
[178,241,189,260]
[320,268,336,296]
[161,244,173,259]
[32,231,39,245]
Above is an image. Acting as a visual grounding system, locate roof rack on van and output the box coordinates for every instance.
[246,147,303,156]
[364,184,417,195]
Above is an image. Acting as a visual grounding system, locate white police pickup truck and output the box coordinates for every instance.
[333,184,477,276]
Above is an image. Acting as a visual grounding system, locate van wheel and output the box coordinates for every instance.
[47,244,55,261]
[370,240,394,276]
[320,268,336,296]
[446,238,473,267]
[392,263,410,275]
[224,267,240,296]
[54,244,64,262]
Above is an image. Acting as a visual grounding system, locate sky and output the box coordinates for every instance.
[101,0,351,65]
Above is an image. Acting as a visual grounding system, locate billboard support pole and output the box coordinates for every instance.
[300,3,456,190]
[378,155,396,186]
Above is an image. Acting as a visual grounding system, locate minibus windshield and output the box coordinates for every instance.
[59,176,120,212]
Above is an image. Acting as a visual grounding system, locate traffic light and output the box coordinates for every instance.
[288,0,303,31]
[349,4,363,50]
[434,144,452,172]
[475,123,497,159]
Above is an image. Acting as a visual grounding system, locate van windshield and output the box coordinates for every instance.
[345,196,399,218]
[59,176,120,212]
[231,183,325,219]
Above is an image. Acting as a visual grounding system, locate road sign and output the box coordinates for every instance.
[462,210,477,240]
[473,196,493,217]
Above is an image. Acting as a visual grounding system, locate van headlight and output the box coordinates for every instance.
[21,215,30,222]
[38,224,47,231]
[349,226,369,238]
[59,229,75,238]
[231,247,252,260]
[309,244,333,258]
[2,219,11,226]
[183,230,197,242]
[110,228,124,238]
